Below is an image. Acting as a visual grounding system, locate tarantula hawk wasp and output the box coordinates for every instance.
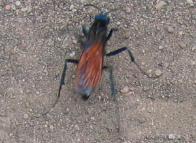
[40,4,160,116]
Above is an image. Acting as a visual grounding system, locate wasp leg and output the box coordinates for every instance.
[60,59,78,87]
[103,65,121,133]
[82,25,89,38]
[103,66,117,96]
[106,47,160,78]
[40,59,78,116]
[80,26,89,48]
[58,59,78,104]
[106,28,118,41]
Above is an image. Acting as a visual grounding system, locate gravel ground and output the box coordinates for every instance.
[0,0,196,143]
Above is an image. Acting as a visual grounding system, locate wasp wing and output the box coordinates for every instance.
[76,42,104,96]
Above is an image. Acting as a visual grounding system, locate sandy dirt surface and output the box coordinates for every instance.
[0,0,196,143]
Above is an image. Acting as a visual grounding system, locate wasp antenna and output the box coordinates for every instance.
[84,4,101,12]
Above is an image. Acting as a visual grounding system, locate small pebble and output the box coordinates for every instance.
[168,134,176,140]
[178,31,184,36]
[192,45,196,51]
[80,0,87,3]
[143,86,150,91]
[69,51,75,57]
[49,124,54,130]
[117,21,121,25]
[147,69,152,74]
[158,45,164,50]
[192,13,196,20]
[21,7,28,12]
[141,62,145,66]
[75,124,80,130]
[72,74,75,79]
[178,79,183,83]
[155,69,162,76]
[191,60,196,66]
[176,135,181,139]
[125,7,131,13]
[98,96,102,101]
[5,5,11,10]
[120,86,129,94]
[178,42,186,49]
[70,5,74,10]
[90,125,93,129]
[186,0,194,6]
[73,39,77,44]
[90,116,95,121]
[15,1,21,6]
[24,113,28,119]
[124,31,130,39]
[167,26,174,33]
[155,0,167,10]
[11,4,16,10]
[66,108,70,113]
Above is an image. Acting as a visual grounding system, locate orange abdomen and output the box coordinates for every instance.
[76,42,104,96]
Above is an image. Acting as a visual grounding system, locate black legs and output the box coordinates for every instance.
[103,66,120,133]
[106,28,117,41]
[82,27,117,42]
[41,59,78,116]
[59,59,78,96]
[103,66,117,96]
[106,47,133,59]
[103,46,157,97]
[106,47,159,78]
[59,59,78,87]
[82,26,89,38]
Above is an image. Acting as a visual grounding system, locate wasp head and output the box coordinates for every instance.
[95,12,110,25]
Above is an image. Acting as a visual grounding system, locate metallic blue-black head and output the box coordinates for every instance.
[95,13,110,25]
